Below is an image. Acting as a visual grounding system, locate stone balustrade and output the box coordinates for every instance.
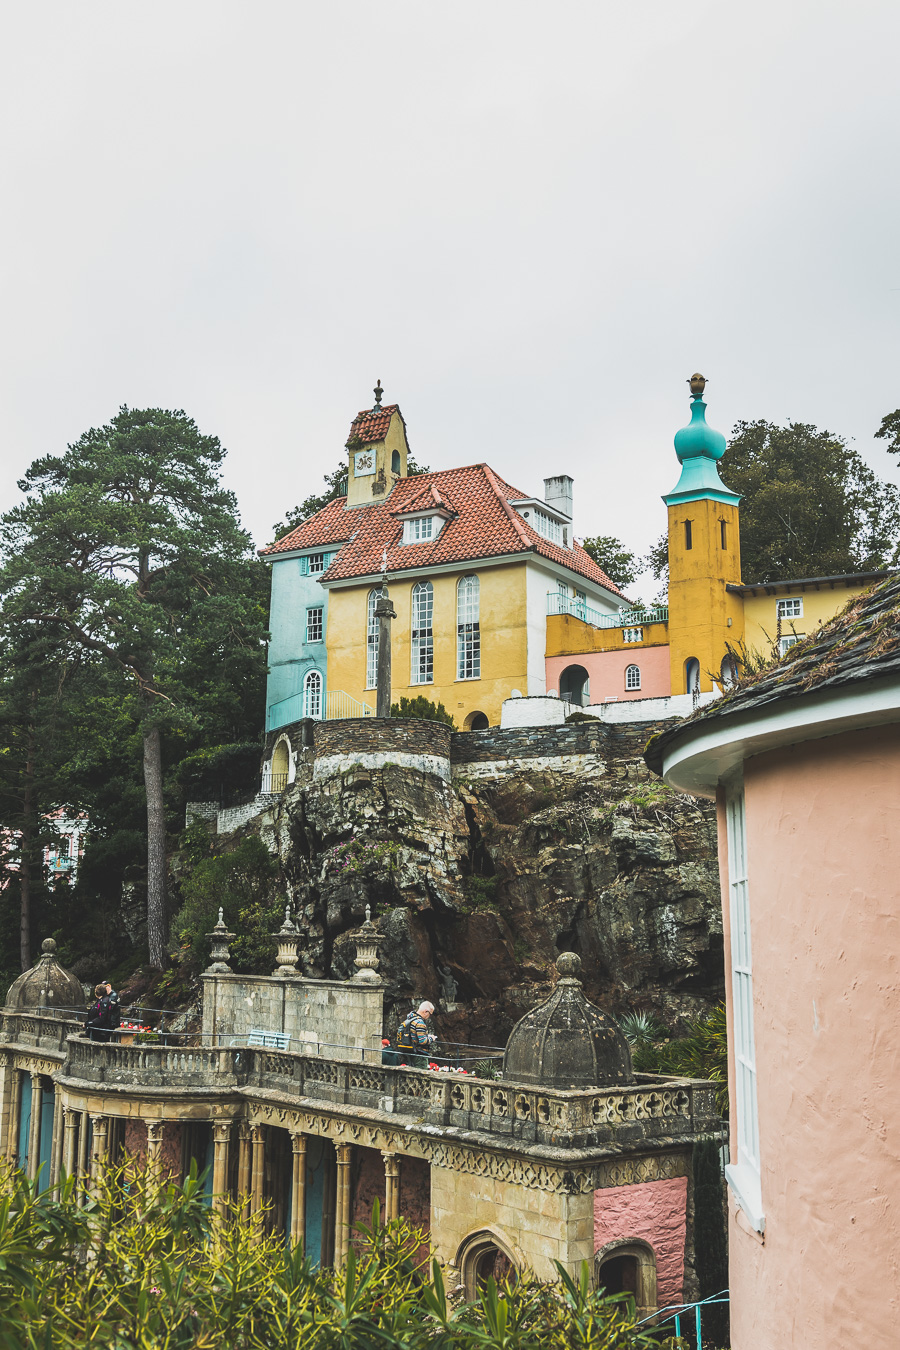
[56,1034,719,1148]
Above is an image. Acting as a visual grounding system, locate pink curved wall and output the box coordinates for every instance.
[720,723,900,1350]
[593,1176,687,1307]
[546,646,671,702]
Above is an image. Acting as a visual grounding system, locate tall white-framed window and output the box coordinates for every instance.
[724,778,764,1231]
[306,606,323,643]
[625,664,641,691]
[776,596,803,620]
[457,574,481,679]
[574,589,587,619]
[366,588,382,689]
[303,670,322,719]
[411,581,434,684]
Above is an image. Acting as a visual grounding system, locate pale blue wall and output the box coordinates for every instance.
[265,555,333,731]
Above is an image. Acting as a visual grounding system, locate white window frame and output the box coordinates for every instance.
[456,574,481,680]
[411,581,434,684]
[307,552,325,574]
[303,670,322,719]
[306,606,323,644]
[623,628,643,644]
[724,778,765,1232]
[625,664,641,691]
[776,596,803,620]
[778,633,803,656]
[366,588,381,689]
[402,516,443,545]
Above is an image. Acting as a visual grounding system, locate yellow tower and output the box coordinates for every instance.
[665,375,743,695]
[345,380,410,508]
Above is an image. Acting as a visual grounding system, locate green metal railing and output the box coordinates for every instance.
[266,690,373,731]
[546,593,669,630]
[638,1289,729,1349]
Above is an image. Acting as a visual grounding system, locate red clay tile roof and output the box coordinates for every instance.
[347,404,401,445]
[260,463,625,596]
[392,482,454,516]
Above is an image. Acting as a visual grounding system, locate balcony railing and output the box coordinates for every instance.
[547,593,669,630]
[54,1033,721,1148]
[266,690,373,732]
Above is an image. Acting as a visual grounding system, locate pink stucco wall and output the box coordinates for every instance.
[720,723,900,1350]
[593,1176,688,1307]
[546,646,671,702]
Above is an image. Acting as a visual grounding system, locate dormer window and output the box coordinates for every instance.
[509,497,570,548]
[401,515,443,545]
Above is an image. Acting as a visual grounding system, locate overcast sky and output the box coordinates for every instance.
[2,1,898,594]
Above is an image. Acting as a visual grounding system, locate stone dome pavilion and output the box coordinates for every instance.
[4,938,85,1013]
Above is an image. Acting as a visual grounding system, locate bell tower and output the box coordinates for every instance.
[345,380,409,508]
[664,375,743,695]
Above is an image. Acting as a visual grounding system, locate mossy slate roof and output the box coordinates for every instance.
[644,572,900,776]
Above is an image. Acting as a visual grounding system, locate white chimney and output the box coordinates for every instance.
[544,475,573,521]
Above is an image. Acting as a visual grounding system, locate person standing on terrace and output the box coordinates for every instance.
[396,1001,436,1068]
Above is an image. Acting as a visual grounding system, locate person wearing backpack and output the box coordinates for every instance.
[103,982,121,1032]
[86,984,111,1041]
[396,1001,436,1068]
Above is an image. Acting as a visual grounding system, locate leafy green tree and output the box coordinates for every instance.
[390,695,456,727]
[645,418,900,587]
[0,407,267,968]
[579,536,639,591]
[875,406,900,459]
[270,452,431,542]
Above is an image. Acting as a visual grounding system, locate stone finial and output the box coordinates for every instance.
[373,378,383,408]
[273,904,300,977]
[556,951,582,983]
[353,908,384,984]
[206,910,235,974]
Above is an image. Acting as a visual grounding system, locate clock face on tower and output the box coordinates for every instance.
[354,449,375,476]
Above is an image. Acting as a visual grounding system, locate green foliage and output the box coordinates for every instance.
[631,1003,728,1116]
[618,1011,666,1045]
[390,696,456,728]
[462,875,499,912]
[580,536,639,591]
[174,742,264,803]
[173,831,279,973]
[324,838,401,878]
[875,405,900,459]
[0,1162,683,1349]
[271,452,431,542]
[645,417,900,589]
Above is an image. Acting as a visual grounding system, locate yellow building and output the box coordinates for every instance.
[544,375,897,707]
[261,390,626,730]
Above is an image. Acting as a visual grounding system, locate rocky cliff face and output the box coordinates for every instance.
[227,719,724,1050]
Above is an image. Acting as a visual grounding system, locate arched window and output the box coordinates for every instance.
[303,670,322,719]
[594,1240,657,1317]
[456,1229,520,1300]
[685,657,701,693]
[366,588,382,689]
[559,664,589,706]
[625,664,641,691]
[464,711,489,730]
[457,575,481,679]
[411,582,434,684]
[391,449,401,475]
[721,654,738,688]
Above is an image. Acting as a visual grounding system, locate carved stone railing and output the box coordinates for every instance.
[0,1011,81,1054]
[57,1036,721,1148]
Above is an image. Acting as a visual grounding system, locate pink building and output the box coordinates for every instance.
[647,575,900,1348]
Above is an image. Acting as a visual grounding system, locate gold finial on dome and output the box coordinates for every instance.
[688,373,707,399]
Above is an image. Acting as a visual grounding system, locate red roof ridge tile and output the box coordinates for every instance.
[481,464,532,549]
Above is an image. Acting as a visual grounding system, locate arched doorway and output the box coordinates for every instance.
[684,657,701,695]
[269,738,290,792]
[464,711,489,730]
[456,1229,520,1299]
[559,664,590,707]
[595,1240,657,1318]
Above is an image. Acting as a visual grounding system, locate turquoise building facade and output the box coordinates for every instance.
[265,548,337,732]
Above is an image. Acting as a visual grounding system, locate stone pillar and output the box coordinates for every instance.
[146,1121,165,1185]
[6,1069,22,1165]
[290,1132,307,1247]
[212,1121,232,1216]
[250,1125,265,1217]
[27,1073,42,1181]
[375,585,396,719]
[49,1093,64,1191]
[382,1151,400,1224]
[90,1114,108,1180]
[237,1122,252,1218]
[334,1143,353,1268]
[63,1106,79,1178]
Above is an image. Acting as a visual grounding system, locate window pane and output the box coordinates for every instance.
[306,607,323,643]
[367,589,382,688]
[304,671,322,718]
[411,582,434,684]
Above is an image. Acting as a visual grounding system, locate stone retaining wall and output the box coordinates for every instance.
[313,718,452,782]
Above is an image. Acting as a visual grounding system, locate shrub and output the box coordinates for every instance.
[0,1162,684,1348]
[630,1003,728,1115]
[172,831,279,973]
[390,695,456,728]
